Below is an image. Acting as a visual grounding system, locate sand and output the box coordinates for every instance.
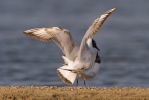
[0,86,149,100]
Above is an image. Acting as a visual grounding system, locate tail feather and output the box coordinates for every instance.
[57,66,76,85]
[62,55,71,64]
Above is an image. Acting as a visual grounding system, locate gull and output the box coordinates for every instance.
[64,51,101,87]
[23,8,116,86]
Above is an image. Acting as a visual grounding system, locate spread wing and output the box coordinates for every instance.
[23,27,79,60]
[79,8,117,60]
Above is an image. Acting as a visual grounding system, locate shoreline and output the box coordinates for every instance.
[0,86,149,99]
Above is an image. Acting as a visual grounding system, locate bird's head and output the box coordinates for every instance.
[92,39,100,51]
[87,38,100,53]
[95,52,101,63]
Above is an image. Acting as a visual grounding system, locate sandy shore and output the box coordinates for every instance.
[0,86,149,100]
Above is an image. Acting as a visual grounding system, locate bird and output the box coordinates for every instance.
[23,8,116,86]
[65,51,101,87]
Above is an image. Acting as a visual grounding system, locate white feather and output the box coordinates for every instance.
[57,66,77,85]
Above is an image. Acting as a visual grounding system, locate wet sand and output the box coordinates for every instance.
[0,86,149,100]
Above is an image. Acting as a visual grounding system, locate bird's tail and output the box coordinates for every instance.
[57,66,77,85]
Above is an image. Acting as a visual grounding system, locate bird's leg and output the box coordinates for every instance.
[84,79,86,87]
[76,78,78,86]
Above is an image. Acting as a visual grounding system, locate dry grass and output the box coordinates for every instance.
[0,86,149,100]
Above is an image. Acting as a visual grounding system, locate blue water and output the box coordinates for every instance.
[0,0,149,87]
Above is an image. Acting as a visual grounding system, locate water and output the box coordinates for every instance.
[0,0,149,87]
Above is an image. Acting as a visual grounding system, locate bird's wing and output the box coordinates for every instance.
[23,27,78,60]
[79,8,116,61]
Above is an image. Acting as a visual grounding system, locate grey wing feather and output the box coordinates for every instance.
[79,8,117,59]
[23,27,79,60]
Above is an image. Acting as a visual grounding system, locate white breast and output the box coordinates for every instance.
[78,62,100,79]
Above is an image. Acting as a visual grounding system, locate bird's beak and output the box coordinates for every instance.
[96,46,100,51]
